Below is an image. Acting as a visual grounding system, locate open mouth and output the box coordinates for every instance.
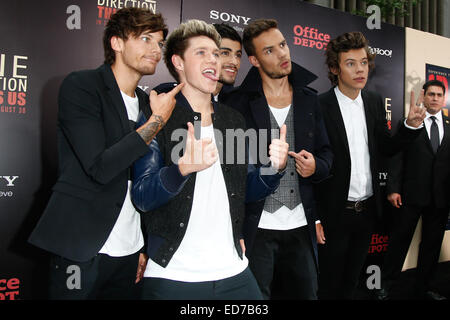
[202,68,219,81]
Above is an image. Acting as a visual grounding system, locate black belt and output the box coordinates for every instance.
[345,198,371,213]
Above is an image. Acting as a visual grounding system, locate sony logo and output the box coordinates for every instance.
[209,10,251,25]
[1,176,19,186]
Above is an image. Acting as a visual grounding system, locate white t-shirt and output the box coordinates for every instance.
[258,104,308,231]
[98,91,144,257]
[145,124,248,281]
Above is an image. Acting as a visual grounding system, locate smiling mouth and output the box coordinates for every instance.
[223,65,237,74]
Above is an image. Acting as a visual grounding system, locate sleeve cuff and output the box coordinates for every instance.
[160,164,190,194]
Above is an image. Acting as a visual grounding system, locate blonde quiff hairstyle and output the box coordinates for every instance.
[164,19,222,82]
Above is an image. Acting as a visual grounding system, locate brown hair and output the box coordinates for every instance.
[103,8,168,65]
[164,19,221,82]
[243,19,278,57]
[325,31,375,86]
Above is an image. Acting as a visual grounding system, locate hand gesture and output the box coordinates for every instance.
[269,124,289,171]
[288,149,316,178]
[178,122,219,176]
[137,83,185,144]
[149,82,185,124]
[387,192,402,209]
[406,89,426,128]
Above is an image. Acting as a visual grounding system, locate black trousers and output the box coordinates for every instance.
[381,204,449,294]
[318,202,376,300]
[248,225,318,300]
[48,251,141,300]
[141,267,263,300]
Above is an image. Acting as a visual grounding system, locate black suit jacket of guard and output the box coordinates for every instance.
[315,87,423,230]
[28,64,151,262]
[387,114,450,208]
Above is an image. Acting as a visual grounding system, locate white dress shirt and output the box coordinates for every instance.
[424,110,444,144]
[334,86,373,201]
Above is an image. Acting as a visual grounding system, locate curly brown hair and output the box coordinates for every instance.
[325,31,375,86]
[103,8,168,65]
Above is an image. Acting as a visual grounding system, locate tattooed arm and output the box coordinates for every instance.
[137,114,166,144]
[137,83,185,145]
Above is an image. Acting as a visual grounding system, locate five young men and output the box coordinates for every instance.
[29,7,447,300]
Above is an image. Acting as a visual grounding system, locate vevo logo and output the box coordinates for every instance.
[209,10,251,25]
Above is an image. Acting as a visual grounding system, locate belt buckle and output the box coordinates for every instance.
[354,200,363,213]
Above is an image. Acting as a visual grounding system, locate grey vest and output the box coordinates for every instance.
[263,105,302,213]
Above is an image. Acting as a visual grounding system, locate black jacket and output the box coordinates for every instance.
[315,88,424,230]
[28,64,150,262]
[387,114,450,208]
[131,86,283,268]
[223,63,333,261]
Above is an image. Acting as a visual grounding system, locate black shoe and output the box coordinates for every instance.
[424,291,447,300]
[373,287,390,300]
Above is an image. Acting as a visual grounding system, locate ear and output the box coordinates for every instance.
[171,55,184,72]
[330,66,339,76]
[248,55,260,68]
[110,36,124,52]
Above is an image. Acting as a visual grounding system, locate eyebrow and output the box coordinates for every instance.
[344,57,368,62]
[220,47,242,53]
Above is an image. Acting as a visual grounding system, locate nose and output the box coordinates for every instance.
[207,52,218,64]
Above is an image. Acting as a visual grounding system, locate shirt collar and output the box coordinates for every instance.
[334,86,363,107]
[426,110,443,122]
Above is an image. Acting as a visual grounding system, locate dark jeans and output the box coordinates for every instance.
[381,204,449,294]
[248,225,318,300]
[318,202,376,300]
[48,251,141,300]
[141,267,263,300]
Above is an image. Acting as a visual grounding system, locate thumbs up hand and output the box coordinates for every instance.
[178,122,219,176]
[269,124,289,171]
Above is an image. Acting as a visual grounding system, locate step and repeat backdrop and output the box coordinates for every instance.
[0,0,421,299]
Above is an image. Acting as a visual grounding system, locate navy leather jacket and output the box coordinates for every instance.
[131,87,284,267]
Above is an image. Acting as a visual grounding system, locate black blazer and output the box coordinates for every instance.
[387,114,450,209]
[315,88,423,230]
[28,64,150,262]
[224,63,333,260]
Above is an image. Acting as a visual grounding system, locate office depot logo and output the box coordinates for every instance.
[292,25,330,51]
[0,278,20,300]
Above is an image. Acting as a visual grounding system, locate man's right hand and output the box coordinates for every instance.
[178,122,219,176]
[137,83,185,144]
[387,192,402,208]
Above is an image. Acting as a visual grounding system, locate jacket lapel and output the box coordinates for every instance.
[436,115,450,154]
[100,64,131,134]
[361,90,375,156]
[325,89,350,155]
